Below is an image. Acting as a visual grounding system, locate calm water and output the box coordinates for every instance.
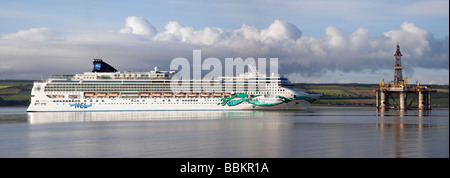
[0,106,448,158]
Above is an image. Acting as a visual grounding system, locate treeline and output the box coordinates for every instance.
[295,83,449,107]
[0,98,30,106]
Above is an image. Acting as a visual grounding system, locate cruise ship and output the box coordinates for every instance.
[27,59,322,112]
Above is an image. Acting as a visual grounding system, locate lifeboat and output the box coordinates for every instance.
[175,92,186,97]
[85,92,95,96]
[109,92,119,96]
[163,92,173,96]
[201,93,211,97]
[152,92,162,96]
[224,93,231,95]
[188,93,199,97]
[97,93,107,96]
[140,93,150,96]
[213,93,222,96]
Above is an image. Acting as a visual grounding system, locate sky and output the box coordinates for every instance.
[0,0,448,84]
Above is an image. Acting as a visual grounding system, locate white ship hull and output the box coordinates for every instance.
[27,88,317,112]
[27,98,313,112]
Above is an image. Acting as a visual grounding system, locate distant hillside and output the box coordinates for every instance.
[0,80,34,106]
[295,83,449,107]
[1,80,448,107]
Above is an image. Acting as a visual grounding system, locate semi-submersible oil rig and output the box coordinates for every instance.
[374,43,436,111]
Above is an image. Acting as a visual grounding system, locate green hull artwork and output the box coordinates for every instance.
[218,93,317,108]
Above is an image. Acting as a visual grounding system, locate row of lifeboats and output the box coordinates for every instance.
[46,95,65,98]
[142,92,231,97]
[84,92,231,97]
[84,92,119,96]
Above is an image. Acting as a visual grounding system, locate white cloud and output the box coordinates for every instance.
[324,26,349,53]
[152,19,302,45]
[349,28,370,53]
[0,16,448,84]
[119,16,157,37]
[0,27,55,41]
[383,21,431,57]
[260,20,302,41]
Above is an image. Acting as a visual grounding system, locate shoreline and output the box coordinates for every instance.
[2,105,448,109]
[312,104,449,108]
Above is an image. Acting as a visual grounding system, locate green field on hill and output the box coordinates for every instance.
[295,83,449,107]
[1,80,448,107]
[0,81,34,106]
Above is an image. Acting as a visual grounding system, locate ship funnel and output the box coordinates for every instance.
[92,59,118,73]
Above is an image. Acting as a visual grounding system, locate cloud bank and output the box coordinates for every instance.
[0,16,448,84]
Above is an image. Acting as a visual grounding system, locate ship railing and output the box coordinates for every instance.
[50,75,74,80]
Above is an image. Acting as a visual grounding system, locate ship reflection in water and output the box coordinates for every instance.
[26,110,296,158]
[27,110,287,124]
[0,107,447,158]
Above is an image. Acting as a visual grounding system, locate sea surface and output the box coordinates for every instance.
[0,106,448,158]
